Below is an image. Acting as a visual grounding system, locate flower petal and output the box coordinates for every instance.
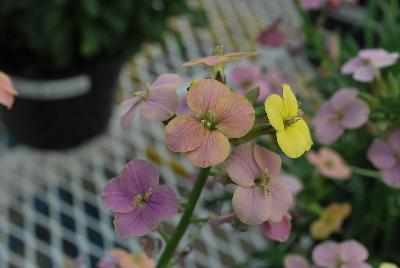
[388,130,400,152]
[341,99,370,129]
[0,72,18,95]
[265,93,285,131]
[121,96,143,129]
[143,185,179,226]
[269,178,293,222]
[381,164,400,189]
[284,254,311,268]
[341,57,363,74]
[213,92,255,138]
[120,160,159,197]
[0,89,15,110]
[224,51,258,59]
[101,177,136,213]
[367,139,396,170]
[186,130,230,167]
[187,79,230,114]
[253,144,282,178]
[225,143,260,187]
[232,186,272,225]
[261,214,291,242]
[283,84,298,118]
[312,241,340,267]
[329,88,358,112]
[315,105,344,144]
[277,119,312,158]
[150,73,182,90]
[165,115,207,152]
[140,86,179,121]
[114,209,153,237]
[339,240,369,263]
[182,55,228,66]
[342,263,372,268]
[353,65,376,82]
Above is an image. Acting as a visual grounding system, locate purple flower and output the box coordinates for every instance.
[368,130,400,188]
[258,18,285,48]
[121,74,182,128]
[315,88,370,144]
[312,240,371,268]
[299,0,326,10]
[101,160,179,237]
[341,49,399,82]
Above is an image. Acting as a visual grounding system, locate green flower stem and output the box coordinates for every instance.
[230,122,275,146]
[255,105,266,118]
[351,166,381,179]
[157,167,211,268]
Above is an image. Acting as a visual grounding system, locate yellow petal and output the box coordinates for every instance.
[380,263,399,268]
[282,84,298,118]
[276,119,312,158]
[264,94,285,131]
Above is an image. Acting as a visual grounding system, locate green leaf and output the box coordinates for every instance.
[245,87,260,105]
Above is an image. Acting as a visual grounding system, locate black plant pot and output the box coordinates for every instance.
[0,61,122,149]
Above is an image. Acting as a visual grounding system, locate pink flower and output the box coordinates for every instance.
[299,0,326,10]
[367,130,400,188]
[315,88,370,144]
[312,240,371,268]
[182,51,258,67]
[258,18,285,48]
[261,213,292,242]
[307,147,351,179]
[281,174,303,198]
[284,254,313,268]
[121,74,182,128]
[165,79,255,167]
[99,249,156,268]
[0,71,18,109]
[101,160,179,237]
[225,143,292,225]
[342,49,399,82]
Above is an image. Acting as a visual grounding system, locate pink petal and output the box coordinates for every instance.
[140,86,179,121]
[0,72,18,95]
[0,89,15,110]
[121,96,143,128]
[341,57,363,74]
[299,0,326,10]
[388,130,400,152]
[253,144,282,178]
[230,64,261,91]
[225,143,260,187]
[341,99,370,129]
[367,139,396,170]
[360,49,399,68]
[261,214,291,242]
[342,263,372,268]
[353,65,376,82]
[143,185,179,226]
[182,55,228,67]
[307,151,322,166]
[381,164,400,188]
[214,92,255,138]
[258,18,285,47]
[101,177,136,213]
[187,79,230,114]
[312,241,340,267]
[317,147,352,179]
[284,254,311,268]
[232,186,272,225]
[315,115,344,144]
[269,178,292,222]
[120,160,159,197]
[150,73,182,90]
[165,115,207,153]
[281,174,303,197]
[329,88,358,112]
[339,240,369,263]
[114,209,153,237]
[186,130,230,167]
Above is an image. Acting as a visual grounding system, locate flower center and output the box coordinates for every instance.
[254,172,272,195]
[133,189,153,206]
[134,87,150,101]
[324,159,334,168]
[284,116,301,128]
[196,111,218,130]
[241,79,253,89]
[362,58,371,66]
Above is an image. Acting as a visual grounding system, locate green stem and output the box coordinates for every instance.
[230,123,275,146]
[351,166,381,179]
[157,167,211,268]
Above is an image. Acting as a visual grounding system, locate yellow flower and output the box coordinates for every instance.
[264,84,312,158]
[380,263,399,268]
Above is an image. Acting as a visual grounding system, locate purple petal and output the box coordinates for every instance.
[101,177,136,213]
[353,65,376,82]
[269,178,292,222]
[140,86,179,121]
[232,186,272,225]
[281,174,303,197]
[388,130,400,152]
[225,143,260,187]
[230,64,261,91]
[150,73,182,90]
[339,240,368,263]
[253,144,282,178]
[315,106,344,145]
[299,0,325,10]
[367,139,396,170]
[120,160,159,197]
[284,254,311,268]
[261,214,291,242]
[342,263,372,268]
[382,164,400,189]
[312,241,339,267]
[121,96,143,129]
[341,99,370,129]
[360,48,399,68]
[114,209,154,237]
[341,57,363,74]
[329,88,358,111]
[258,18,285,47]
[143,185,179,226]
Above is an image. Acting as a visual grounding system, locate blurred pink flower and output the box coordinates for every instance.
[225,143,292,225]
[281,174,303,198]
[258,18,285,48]
[284,254,313,268]
[342,49,399,82]
[261,213,292,242]
[99,249,156,268]
[208,213,237,226]
[182,51,258,67]
[299,0,326,10]
[101,160,179,237]
[307,147,351,179]
[0,71,18,109]
[315,88,370,144]
[121,74,182,128]
[312,240,370,268]
[367,130,400,188]
[165,79,255,167]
